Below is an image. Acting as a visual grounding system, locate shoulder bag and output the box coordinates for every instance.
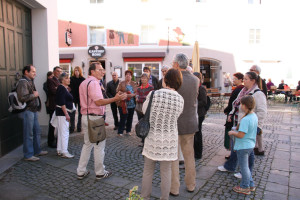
[135,91,155,139]
[87,80,106,144]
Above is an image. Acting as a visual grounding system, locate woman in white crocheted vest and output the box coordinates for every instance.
[141,69,184,200]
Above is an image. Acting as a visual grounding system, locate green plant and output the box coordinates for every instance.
[126,186,143,200]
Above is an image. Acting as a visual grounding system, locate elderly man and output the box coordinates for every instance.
[77,63,127,180]
[47,66,62,148]
[17,65,48,161]
[157,65,169,89]
[250,65,267,97]
[106,71,120,130]
[170,53,199,195]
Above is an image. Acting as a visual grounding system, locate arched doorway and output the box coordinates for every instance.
[200,58,221,89]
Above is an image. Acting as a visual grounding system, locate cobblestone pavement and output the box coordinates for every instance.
[0,103,300,200]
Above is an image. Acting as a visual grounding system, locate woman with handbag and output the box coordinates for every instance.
[141,69,184,200]
[55,73,75,158]
[136,73,154,147]
[116,70,137,136]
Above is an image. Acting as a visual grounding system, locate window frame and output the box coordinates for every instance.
[90,0,104,4]
[88,25,106,45]
[140,25,158,45]
[249,28,261,44]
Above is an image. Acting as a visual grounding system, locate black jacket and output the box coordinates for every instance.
[197,85,207,117]
[70,76,85,103]
[106,79,120,98]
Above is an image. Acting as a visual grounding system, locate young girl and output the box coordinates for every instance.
[228,95,258,195]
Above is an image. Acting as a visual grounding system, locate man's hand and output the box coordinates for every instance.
[227,115,232,122]
[115,92,127,101]
[33,91,39,97]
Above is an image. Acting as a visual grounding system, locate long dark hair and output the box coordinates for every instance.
[246,71,262,89]
[236,95,255,130]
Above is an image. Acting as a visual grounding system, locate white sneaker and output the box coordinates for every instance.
[217,166,228,172]
[24,156,40,161]
[61,152,74,158]
[234,172,242,179]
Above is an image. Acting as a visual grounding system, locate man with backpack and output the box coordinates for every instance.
[16,65,48,161]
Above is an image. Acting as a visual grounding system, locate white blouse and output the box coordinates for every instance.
[142,89,184,161]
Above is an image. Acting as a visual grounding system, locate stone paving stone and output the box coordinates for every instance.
[101,176,131,187]
[196,166,217,180]
[264,191,287,200]
[291,152,300,161]
[271,158,290,171]
[290,172,300,189]
[289,187,300,198]
[265,182,289,195]
[273,150,290,160]
[267,173,289,185]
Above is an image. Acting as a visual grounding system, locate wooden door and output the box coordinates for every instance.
[0,0,32,157]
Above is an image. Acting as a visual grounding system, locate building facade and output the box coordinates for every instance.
[58,0,300,88]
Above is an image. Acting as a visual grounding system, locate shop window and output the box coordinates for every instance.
[249,29,261,44]
[90,0,104,3]
[127,62,160,82]
[89,26,106,45]
[140,25,157,44]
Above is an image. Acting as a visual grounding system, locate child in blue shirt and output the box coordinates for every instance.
[229,95,258,195]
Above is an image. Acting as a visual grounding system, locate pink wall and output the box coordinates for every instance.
[58,20,87,48]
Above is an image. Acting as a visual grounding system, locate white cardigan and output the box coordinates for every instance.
[142,89,184,161]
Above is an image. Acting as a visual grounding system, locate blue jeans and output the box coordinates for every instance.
[19,110,41,158]
[236,148,255,188]
[118,107,135,134]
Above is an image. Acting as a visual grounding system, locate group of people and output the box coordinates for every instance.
[16,54,269,199]
[266,78,300,103]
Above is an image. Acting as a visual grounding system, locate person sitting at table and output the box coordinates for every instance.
[277,80,292,103]
[266,79,274,96]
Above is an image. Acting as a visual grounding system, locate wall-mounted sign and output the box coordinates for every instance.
[88,45,106,59]
[65,30,72,46]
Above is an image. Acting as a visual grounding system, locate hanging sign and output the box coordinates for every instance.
[88,45,106,59]
[65,30,72,46]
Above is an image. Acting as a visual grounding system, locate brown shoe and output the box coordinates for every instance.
[170,192,179,196]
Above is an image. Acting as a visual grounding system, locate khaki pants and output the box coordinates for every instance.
[141,157,172,200]
[171,133,196,194]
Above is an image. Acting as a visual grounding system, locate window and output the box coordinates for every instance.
[140,25,157,44]
[59,63,71,74]
[249,29,260,44]
[196,0,206,2]
[248,0,261,4]
[90,0,104,3]
[89,26,106,45]
[127,62,161,82]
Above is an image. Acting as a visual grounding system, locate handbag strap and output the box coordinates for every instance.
[143,91,155,121]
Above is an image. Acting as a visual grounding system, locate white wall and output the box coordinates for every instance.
[31,0,59,125]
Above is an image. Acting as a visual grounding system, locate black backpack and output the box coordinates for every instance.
[204,96,211,111]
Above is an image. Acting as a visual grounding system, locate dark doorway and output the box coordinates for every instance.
[0,0,32,157]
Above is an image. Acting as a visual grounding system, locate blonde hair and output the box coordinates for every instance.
[72,66,83,77]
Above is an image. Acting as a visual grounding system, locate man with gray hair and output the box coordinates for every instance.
[250,65,267,97]
[170,53,199,195]
[158,65,169,89]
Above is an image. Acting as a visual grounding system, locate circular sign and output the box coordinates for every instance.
[88,45,105,58]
